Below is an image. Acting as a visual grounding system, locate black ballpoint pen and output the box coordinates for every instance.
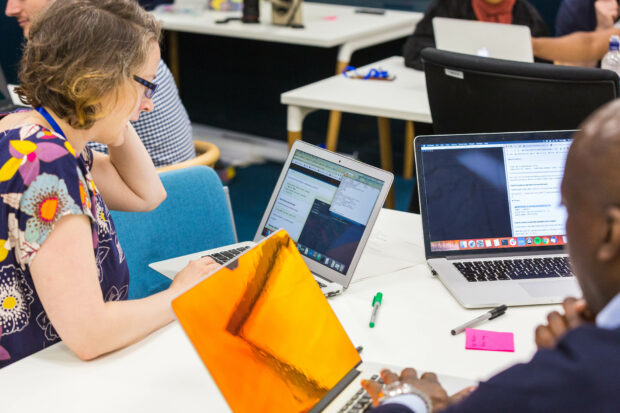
[450,305,507,335]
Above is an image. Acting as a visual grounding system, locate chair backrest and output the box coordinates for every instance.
[422,48,620,135]
[157,140,220,173]
[110,166,236,299]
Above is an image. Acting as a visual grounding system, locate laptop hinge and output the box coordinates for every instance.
[309,363,362,412]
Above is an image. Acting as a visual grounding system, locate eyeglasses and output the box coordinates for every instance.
[133,75,158,99]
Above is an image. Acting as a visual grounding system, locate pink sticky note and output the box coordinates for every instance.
[465,328,514,352]
[323,16,338,21]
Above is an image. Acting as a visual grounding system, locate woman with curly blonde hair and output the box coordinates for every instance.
[0,0,217,368]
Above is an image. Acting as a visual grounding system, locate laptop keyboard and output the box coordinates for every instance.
[202,246,251,265]
[454,257,573,282]
[204,246,335,293]
[338,374,383,413]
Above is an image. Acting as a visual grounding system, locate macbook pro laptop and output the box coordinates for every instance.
[433,17,534,63]
[415,131,582,308]
[150,140,394,297]
[171,230,473,413]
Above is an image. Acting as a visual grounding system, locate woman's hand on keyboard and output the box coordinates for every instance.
[169,257,220,294]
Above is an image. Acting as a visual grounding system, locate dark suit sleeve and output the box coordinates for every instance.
[440,327,620,412]
[371,403,416,413]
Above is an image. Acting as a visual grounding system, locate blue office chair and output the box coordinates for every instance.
[110,166,237,299]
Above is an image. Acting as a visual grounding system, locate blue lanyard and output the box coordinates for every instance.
[36,106,66,139]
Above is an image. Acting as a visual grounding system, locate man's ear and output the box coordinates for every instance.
[598,206,620,262]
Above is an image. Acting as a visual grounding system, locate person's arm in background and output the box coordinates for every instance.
[532,27,620,63]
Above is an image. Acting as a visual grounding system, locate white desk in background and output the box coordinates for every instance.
[0,209,557,412]
[282,56,430,207]
[153,2,421,83]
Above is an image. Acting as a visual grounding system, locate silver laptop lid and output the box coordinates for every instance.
[415,131,574,259]
[433,17,534,63]
[253,141,393,288]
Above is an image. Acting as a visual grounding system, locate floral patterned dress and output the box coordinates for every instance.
[0,124,129,368]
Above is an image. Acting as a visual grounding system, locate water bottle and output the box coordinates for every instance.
[601,35,620,76]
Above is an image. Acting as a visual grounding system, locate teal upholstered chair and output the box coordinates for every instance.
[110,166,237,299]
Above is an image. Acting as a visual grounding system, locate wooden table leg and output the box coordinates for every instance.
[403,120,415,179]
[325,61,349,152]
[288,130,302,149]
[168,31,180,88]
[377,117,395,209]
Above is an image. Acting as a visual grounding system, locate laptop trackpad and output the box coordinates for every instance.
[519,280,580,298]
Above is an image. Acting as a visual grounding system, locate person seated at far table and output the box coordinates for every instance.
[402,0,549,70]
[555,0,619,37]
[0,0,218,368]
[363,98,620,412]
[5,0,196,168]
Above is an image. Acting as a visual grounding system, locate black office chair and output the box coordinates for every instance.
[408,48,620,213]
[422,48,620,135]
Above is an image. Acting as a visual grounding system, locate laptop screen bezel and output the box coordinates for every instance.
[415,130,575,259]
[252,140,394,288]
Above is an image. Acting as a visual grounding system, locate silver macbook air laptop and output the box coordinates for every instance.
[150,140,393,297]
[433,17,534,63]
[171,230,473,413]
[415,131,582,308]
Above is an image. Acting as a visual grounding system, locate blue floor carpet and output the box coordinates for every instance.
[227,161,415,242]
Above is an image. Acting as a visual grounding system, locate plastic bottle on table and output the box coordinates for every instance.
[601,35,620,76]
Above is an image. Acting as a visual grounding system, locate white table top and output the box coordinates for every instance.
[282,56,432,124]
[0,209,557,411]
[153,2,421,48]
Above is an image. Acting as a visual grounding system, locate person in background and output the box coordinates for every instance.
[0,0,217,368]
[403,0,549,70]
[364,98,620,412]
[4,0,196,168]
[555,0,619,37]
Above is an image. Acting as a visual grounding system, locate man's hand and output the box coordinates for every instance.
[535,297,595,349]
[361,368,475,412]
[595,0,619,31]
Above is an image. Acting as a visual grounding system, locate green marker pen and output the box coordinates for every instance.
[369,292,383,328]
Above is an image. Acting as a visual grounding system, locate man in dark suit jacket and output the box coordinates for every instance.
[363,99,620,412]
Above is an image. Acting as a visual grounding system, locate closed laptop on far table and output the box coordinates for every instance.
[432,17,534,63]
[415,131,581,308]
[171,230,473,413]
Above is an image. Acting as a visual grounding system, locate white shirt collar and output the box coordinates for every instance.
[596,292,620,330]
